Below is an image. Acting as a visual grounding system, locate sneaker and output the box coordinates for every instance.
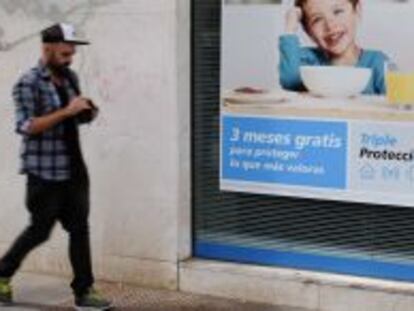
[74,287,112,310]
[0,277,12,304]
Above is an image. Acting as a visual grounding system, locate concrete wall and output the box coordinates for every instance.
[0,0,190,290]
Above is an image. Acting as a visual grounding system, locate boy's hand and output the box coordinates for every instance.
[285,7,303,34]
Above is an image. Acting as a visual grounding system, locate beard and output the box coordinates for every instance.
[48,62,71,77]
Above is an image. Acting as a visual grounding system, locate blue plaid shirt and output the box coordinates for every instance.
[13,61,83,181]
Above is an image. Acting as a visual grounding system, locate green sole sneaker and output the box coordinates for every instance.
[0,278,12,305]
[74,287,113,310]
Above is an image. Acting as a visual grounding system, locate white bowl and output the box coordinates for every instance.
[300,66,372,97]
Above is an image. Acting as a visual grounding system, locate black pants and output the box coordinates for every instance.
[0,173,94,297]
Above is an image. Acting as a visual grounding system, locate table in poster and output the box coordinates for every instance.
[220,90,414,207]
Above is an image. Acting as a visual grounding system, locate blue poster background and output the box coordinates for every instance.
[221,115,348,189]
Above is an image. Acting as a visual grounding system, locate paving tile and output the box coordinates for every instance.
[1,273,311,311]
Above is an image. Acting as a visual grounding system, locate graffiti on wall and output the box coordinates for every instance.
[0,0,113,51]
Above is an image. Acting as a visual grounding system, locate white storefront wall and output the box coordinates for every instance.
[0,0,190,290]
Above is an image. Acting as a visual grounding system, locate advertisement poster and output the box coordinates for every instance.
[220,0,414,207]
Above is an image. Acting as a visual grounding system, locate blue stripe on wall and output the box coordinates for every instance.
[195,241,414,282]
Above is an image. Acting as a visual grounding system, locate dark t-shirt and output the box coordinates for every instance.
[55,83,87,178]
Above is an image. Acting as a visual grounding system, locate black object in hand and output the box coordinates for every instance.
[77,99,98,123]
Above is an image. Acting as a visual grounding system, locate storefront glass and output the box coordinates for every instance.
[193,0,414,282]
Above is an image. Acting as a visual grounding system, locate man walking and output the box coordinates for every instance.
[0,23,111,310]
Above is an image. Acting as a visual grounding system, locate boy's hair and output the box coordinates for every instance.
[295,0,360,32]
[294,0,359,8]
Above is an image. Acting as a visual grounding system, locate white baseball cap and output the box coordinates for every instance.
[41,23,89,45]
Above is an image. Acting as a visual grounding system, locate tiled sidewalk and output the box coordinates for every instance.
[1,272,310,311]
